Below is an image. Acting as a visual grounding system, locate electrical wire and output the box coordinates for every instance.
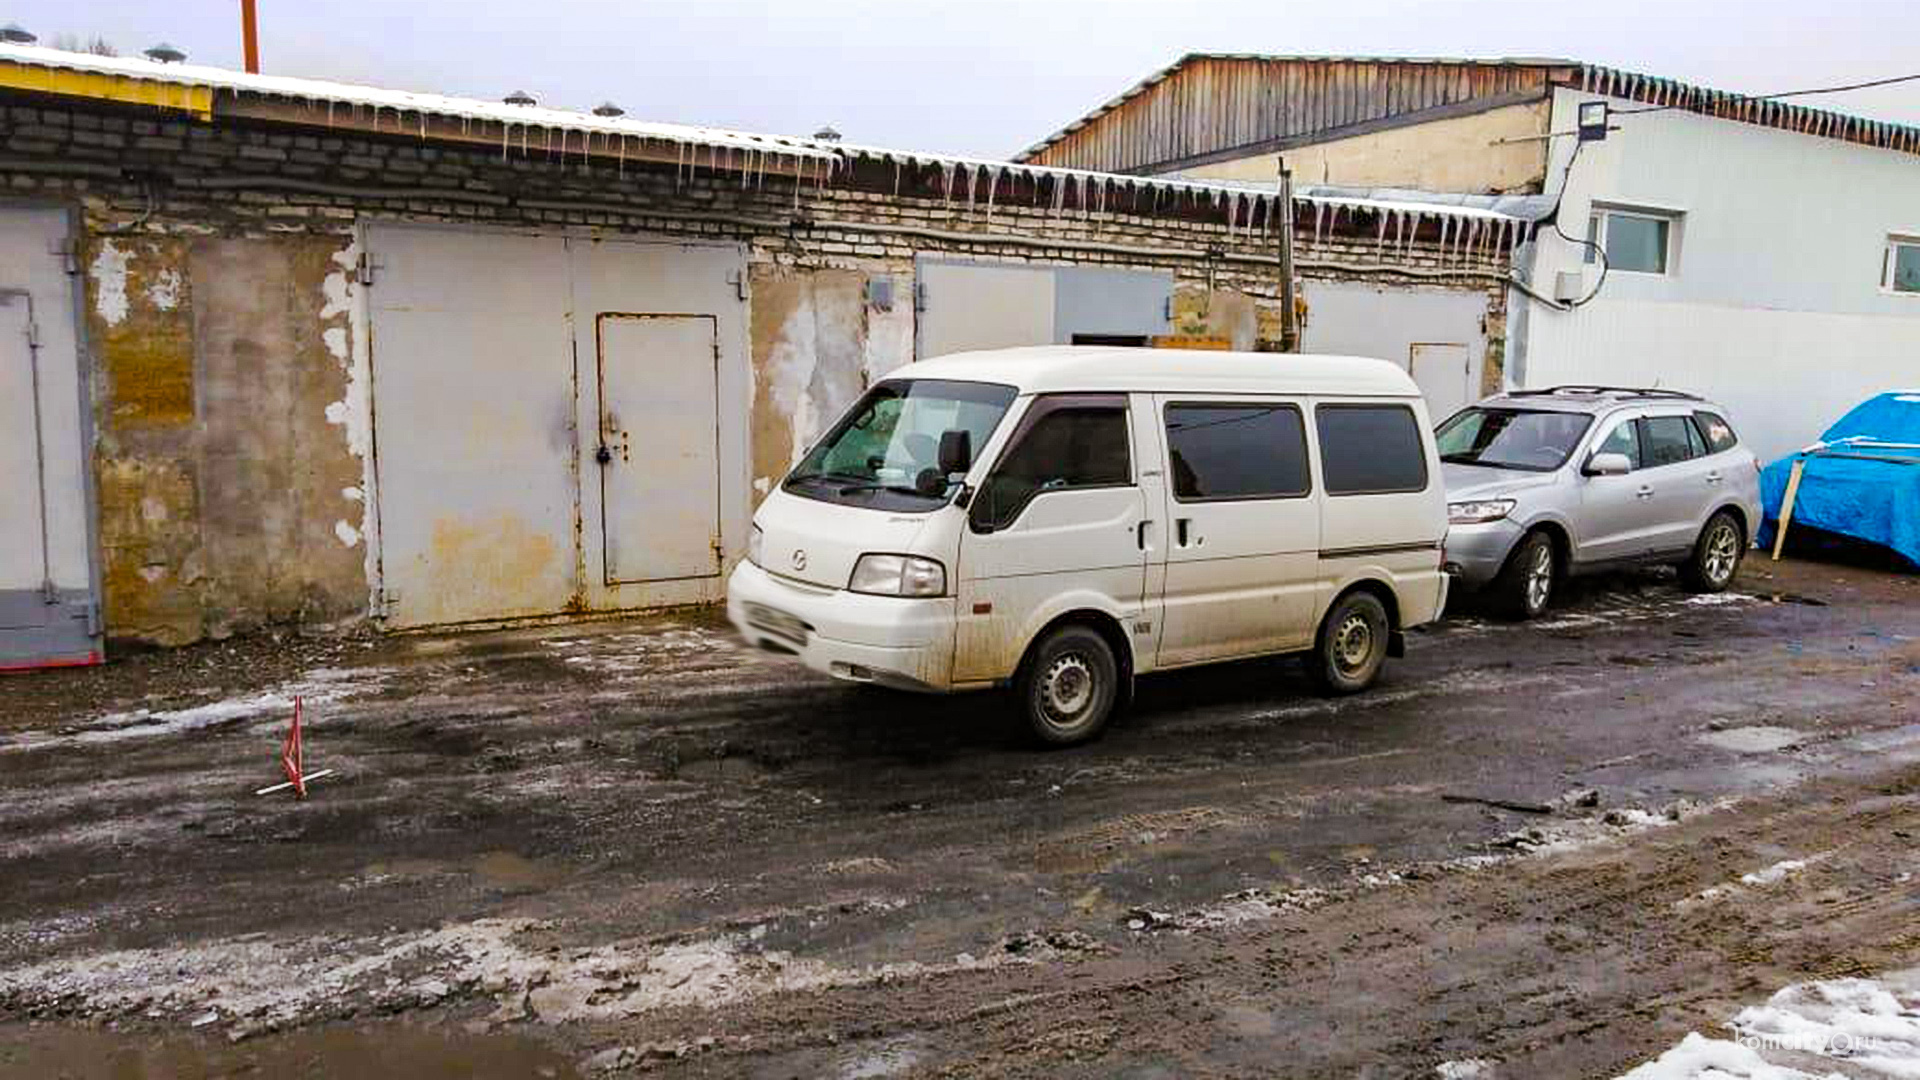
[1611,71,1920,116]
[1531,139,1608,309]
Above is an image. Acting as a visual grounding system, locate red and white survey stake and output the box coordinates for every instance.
[254,696,335,797]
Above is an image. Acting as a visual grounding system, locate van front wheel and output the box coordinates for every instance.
[1018,626,1119,747]
[1310,592,1390,695]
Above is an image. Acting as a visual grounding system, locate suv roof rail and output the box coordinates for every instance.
[1507,385,1704,402]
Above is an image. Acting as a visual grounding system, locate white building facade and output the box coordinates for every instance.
[1520,83,1920,461]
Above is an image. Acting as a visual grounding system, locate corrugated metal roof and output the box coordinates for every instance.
[1017,52,1920,164]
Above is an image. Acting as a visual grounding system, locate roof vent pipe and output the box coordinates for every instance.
[592,101,625,117]
[143,42,186,63]
[0,23,35,44]
[503,89,536,106]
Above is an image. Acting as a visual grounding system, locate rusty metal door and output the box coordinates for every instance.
[595,314,721,584]
[365,224,577,629]
[0,208,100,669]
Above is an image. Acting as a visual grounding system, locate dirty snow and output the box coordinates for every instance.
[0,668,388,752]
[1619,970,1920,1078]
[1436,1061,1497,1079]
[0,915,1081,1040]
[1740,859,1810,886]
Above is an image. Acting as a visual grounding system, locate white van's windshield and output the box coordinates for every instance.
[785,379,1018,511]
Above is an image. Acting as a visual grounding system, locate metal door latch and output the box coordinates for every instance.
[595,445,613,465]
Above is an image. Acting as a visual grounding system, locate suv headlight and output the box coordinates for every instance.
[848,553,946,597]
[1448,499,1516,525]
[748,524,764,567]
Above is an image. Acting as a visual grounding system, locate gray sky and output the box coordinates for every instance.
[23,0,1920,159]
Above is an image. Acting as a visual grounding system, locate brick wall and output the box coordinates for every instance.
[1,94,1513,643]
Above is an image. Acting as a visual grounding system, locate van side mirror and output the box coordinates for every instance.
[1584,451,1632,477]
[938,429,972,476]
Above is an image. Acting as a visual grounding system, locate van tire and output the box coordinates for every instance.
[1490,530,1556,620]
[1017,626,1119,747]
[1680,510,1744,593]
[1310,592,1390,695]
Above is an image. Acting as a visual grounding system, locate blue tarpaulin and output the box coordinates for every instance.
[1758,393,1920,568]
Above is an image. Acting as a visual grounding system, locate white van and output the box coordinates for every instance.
[727,346,1448,745]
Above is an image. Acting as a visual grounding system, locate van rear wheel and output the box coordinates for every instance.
[1310,592,1390,695]
[1017,626,1119,747]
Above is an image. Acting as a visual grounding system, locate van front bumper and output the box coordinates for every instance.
[1442,519,1524,589]
[726,560,957,692]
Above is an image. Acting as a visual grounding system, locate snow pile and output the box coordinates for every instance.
[1618,970,1920,1078]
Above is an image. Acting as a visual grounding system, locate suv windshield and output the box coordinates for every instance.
[1436,408,1594,472]
[785,378,1018,510]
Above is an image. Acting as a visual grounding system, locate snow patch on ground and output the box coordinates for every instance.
[1436,1059,1496,1078]
[0,916,1079,1040]
[1740,859,1810,886]
[1485,798,1734,858]
[1618,969,1920,1078]
[0,668,390,752]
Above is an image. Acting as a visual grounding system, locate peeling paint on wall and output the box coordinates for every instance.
[749,267,890,504]
[146,267,181,311]
[89,240,129,326]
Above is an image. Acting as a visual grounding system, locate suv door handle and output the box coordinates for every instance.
[1704,471,1722,484]
[1635,485,1655,499]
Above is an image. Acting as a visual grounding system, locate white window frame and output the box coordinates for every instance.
[1882,234,1920,297]
[1586,205,1680,277]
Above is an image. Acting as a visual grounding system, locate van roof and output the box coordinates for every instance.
[896,346,1419,397]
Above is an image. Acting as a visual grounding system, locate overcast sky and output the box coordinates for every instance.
[21,0,1920,159]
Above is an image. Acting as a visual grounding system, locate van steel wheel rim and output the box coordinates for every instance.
[1040,654,1095,724]
[1526,544,1553,610]
[1705,523,1740,584]
[1332,614,1374,674]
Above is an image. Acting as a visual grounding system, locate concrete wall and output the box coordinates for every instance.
[5,97,1512,643]
[1173,101,1552,194]
[1524,87,1920,460]
[82,234,364,645]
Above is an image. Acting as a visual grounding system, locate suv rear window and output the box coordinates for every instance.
[1693,411,1739,453]
[1317,404,1428,495]
[1640,415,1701,467]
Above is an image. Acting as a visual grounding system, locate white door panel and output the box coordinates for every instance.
[596,315,721,584]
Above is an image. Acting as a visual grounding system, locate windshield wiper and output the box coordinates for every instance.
[836,482,936,497]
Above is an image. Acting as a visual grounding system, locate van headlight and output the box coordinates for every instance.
[1448,499,1516,525]
[848,554,946,597]
[748,525,764,567]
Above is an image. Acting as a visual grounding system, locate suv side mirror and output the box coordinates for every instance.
[938,429,972,476]
[1584,451,1632,477]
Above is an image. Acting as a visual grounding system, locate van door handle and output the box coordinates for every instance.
[1175,518,1192,546]
[1136,520,1152,550]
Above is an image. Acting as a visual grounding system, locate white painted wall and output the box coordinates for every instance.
[1301,281,1489,420]
[1522,87,1920,460]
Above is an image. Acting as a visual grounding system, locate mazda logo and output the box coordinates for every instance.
[790,549,807,571]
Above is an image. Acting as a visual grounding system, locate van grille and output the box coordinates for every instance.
[743,602,812,648]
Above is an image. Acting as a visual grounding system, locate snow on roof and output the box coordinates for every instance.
[0,43,1529,236]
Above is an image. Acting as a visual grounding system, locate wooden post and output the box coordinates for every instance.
[240,0,260,74]
[1771,457,1805,561]
[1277,157,1299,353]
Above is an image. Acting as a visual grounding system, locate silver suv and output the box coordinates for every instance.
[1436,386,1763,619]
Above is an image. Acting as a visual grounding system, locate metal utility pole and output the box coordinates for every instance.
[1276,157,1299,352]
[240,0,260,73]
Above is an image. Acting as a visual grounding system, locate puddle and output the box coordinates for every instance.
[473,851,564,890]
[0,1021,579,1080]
[1698,726,1806,753]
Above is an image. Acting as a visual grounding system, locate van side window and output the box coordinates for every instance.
[1164,404,1310,501]
[1316,404,1428,495]
[971,398,1130,531]
[1639,415,1700,468]
[1693,411,1739,453]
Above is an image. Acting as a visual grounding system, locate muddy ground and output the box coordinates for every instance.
[2,556,1918,1079]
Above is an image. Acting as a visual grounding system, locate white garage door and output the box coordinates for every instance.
[366,225,745,629]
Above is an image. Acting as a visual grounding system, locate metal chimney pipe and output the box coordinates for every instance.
[240,0,259,73]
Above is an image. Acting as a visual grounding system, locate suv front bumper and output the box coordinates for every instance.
[1443,519,1526,589]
